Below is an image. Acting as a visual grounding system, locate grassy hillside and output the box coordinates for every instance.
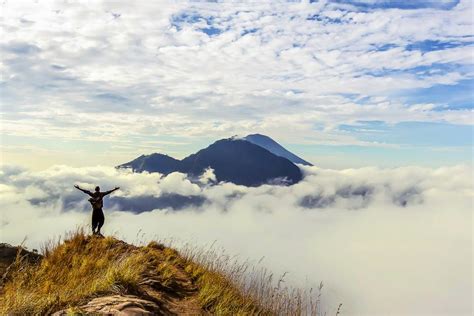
[0,230,323,315]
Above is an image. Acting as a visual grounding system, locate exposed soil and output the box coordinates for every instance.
[51,240,207,316]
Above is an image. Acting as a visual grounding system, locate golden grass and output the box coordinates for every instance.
[0,229,149,314]
[1,230,324,315]
[180,244,323,315]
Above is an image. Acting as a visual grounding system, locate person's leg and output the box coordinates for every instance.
[92,209,99,234]
[96,209,105,235]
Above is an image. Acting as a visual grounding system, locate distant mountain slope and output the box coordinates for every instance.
[118,153,181,174]
[180,138,302,186]
[118,137,304,186]
[243,134,313,166]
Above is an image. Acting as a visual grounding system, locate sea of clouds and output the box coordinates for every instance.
[0,164,472,315]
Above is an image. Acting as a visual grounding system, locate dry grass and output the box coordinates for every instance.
[0,230,325,315]
[180,244,323,315]
[0,229,149,314]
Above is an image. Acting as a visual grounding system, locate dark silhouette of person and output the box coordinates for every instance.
[74,185,119,235]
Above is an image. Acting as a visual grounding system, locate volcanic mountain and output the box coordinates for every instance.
[243,134,312,166]
[118,135,310,186]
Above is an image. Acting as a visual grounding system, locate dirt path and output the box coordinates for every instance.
[139,258,204,315]
[53,246,206,316]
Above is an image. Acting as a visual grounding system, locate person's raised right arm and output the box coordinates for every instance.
[74,185,93,196]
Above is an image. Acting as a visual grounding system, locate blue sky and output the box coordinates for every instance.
[327,0,461,10]
[0,0,472,169]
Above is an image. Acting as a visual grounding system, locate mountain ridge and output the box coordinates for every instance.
[118,135,307,186]
[0,230,321,315]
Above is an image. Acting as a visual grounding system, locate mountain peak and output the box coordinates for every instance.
[245,133,270,139]
[180,137,302,186]
[243,134,313,166]
[117,153,181,174]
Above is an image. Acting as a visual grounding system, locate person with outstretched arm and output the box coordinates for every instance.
[74,185,119,235]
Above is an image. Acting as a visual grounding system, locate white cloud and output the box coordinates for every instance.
[0,164,472,315]
[1,0,473,149]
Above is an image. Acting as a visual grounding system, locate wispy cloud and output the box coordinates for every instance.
[1,0,472,163]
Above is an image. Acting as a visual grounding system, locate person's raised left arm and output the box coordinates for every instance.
[103,187,120,196]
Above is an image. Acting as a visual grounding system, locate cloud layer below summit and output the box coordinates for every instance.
[1,164,471,315]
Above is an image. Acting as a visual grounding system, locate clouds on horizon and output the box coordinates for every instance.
[0,0,473,169]
[0,163,472,315]
[1,163,465,214]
